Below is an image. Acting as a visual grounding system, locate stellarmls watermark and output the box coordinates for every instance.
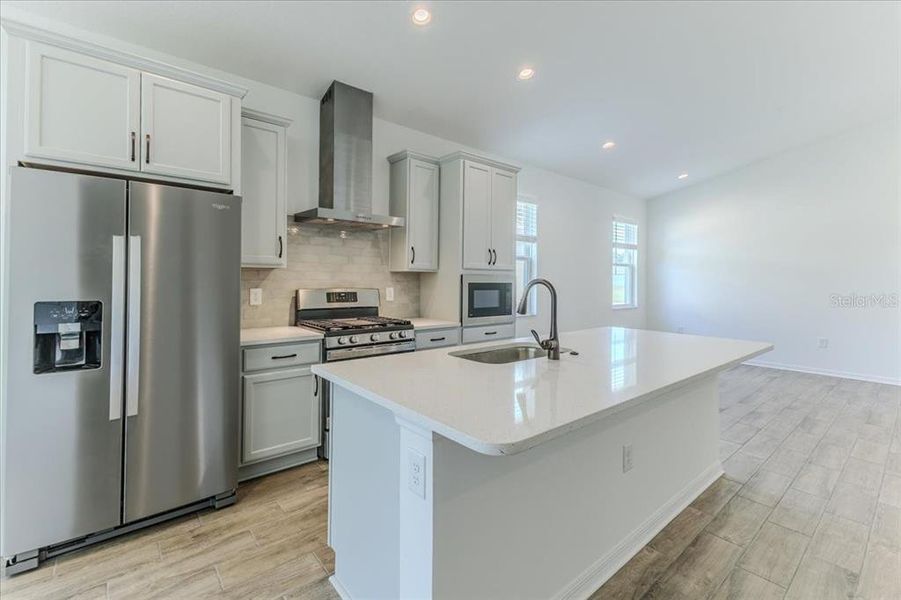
[830,293,899,308]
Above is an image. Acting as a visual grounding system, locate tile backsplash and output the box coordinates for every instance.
[240,221,420,328]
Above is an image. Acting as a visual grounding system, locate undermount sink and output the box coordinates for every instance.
[450,343,568,364]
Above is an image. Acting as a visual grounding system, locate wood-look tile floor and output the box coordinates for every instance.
[2,366,899,599]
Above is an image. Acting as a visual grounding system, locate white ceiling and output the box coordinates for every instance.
[6,1,899,198]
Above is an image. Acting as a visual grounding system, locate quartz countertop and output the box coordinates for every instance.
[240,326,323,346]
[408,318,460,331]
[312,327,772,456]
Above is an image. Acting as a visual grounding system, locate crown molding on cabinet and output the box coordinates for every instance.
[387,150,440,165]
[241,108,293,128]
[439,151,521,173]
[1,17,249,98]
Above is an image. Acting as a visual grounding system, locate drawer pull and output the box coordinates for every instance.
[271,353,298,360]
[429,337,446,342]
[484,331,498,336]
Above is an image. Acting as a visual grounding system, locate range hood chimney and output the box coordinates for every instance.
[293,81,404,229]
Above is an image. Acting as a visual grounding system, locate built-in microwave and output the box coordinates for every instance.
[461,274,515,327]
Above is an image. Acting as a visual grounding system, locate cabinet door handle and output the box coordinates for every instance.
[130,132,136,162]
[314,375,319,397]
[278,235,283,258]
[145,134,150,164]
[411,246,415,265]
[271,353,297,360]
[488,248,492,265]
[490,249,497,265]
[484,331,498,336]
[429,337,446,342]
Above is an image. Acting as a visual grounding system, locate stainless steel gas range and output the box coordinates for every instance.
[294,288,414,458]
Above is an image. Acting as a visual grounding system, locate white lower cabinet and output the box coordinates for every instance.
[240,344,321,468]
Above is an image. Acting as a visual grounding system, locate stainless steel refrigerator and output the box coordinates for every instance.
[1,167,240,572]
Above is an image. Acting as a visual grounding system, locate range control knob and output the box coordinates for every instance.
[349,336,359,344]
[398,330,408,339]
[337,337,348,345]
[389,332,398,340]
[370,334,380,342]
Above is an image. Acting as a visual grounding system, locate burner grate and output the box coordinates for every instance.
[297,316,412,333]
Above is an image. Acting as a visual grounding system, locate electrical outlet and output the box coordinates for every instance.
[385,287,395,302]
[818,337,829,349]
[407,449,426,498]
[623,444,633,473]
[249,288,263,306]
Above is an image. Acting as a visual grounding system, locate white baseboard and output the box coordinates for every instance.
[554,461,724,600]
[745,359,900,386]
[328,575,352,600]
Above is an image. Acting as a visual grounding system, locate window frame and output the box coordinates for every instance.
[515,199,539,316]
[611,216,639,310]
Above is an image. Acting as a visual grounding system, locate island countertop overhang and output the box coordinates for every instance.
[312,327,773,456]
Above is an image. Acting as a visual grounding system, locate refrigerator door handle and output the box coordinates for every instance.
[126,235,142,417]
[109,235,126,421]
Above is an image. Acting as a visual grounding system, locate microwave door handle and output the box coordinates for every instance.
[126,235,141,417]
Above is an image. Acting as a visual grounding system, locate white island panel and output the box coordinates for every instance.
[319,327,772,600]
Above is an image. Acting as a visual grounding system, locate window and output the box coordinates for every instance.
[515,200,538,315]
[612,217,638,309]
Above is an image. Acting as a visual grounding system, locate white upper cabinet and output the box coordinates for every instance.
[25,42,141,171]
[489,168,516,270]
[458,157,518,271]
[241,111,290,268]
[141,74,232,185]
[388,151,440,272]
[462,161,493,269]
[11,31,245,189]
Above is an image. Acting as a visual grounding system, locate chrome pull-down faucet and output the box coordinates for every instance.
[517,278,560,360]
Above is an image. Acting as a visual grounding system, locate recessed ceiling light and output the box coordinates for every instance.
[411,8,431,25]
[602,141,616,150]
[677,173,689,180]
[517,67,535,81]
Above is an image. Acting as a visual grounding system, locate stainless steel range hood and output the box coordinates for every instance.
[294,81,404,229]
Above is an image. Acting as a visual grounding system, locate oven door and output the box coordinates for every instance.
[461,274,515,326]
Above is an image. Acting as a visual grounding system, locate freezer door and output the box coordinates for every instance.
[124,182,240,521]
[1,167,126,557]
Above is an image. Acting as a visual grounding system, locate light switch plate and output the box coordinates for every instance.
[385,287,395,302]
[249,288,263,306]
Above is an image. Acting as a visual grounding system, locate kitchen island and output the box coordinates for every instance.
[312,327,771,600]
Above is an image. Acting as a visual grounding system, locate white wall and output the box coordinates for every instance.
[1,7,648,336]
[646,120,901,384]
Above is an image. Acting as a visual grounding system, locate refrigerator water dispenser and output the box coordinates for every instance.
[33,301,102,373]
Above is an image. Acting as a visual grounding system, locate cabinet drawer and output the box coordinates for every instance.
[243,341,320,372]
[461,323,515,344]
[415,327,460,350]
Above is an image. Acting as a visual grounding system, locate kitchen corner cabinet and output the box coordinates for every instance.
[22,40,236,187]
[445,153,518,271]
[241,341,321,467]
[241,110,291,268]
[388,151,439,272]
